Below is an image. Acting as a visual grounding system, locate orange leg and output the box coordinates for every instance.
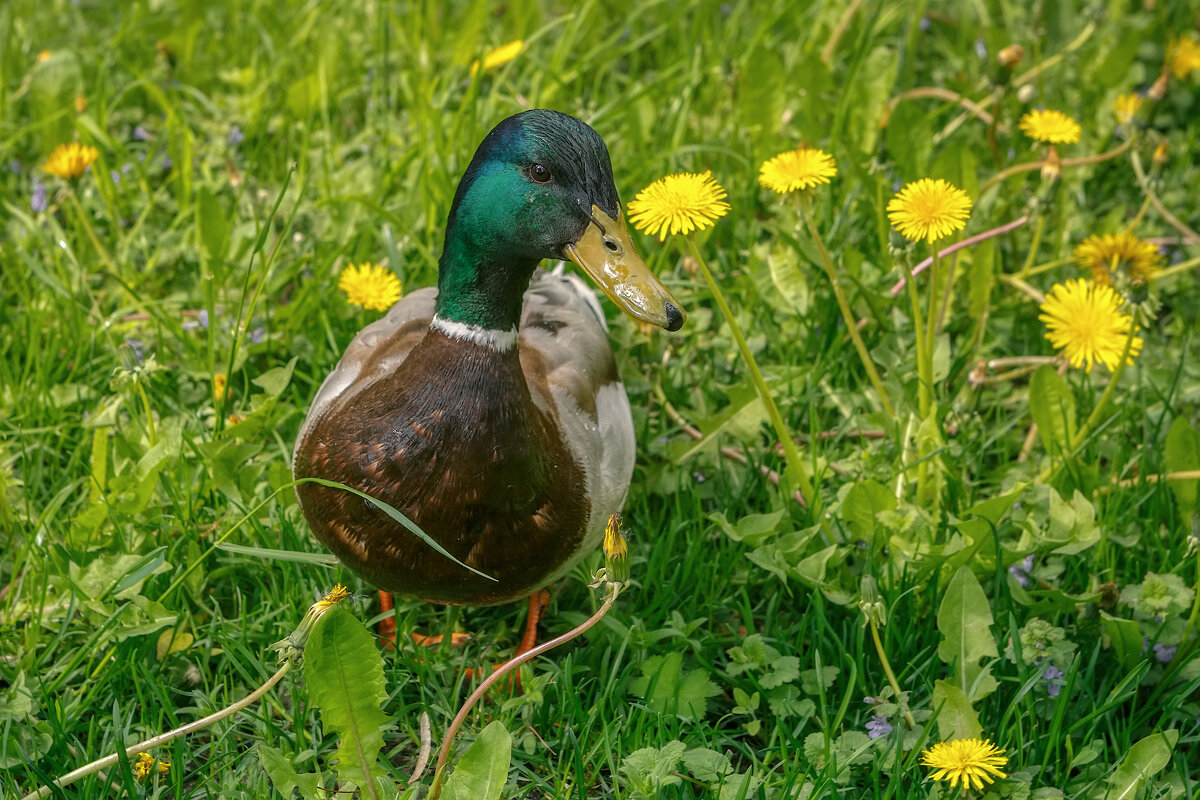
[462,589,552,688]
[377,591,397,647]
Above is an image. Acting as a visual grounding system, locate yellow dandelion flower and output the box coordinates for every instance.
[1153,141,1169,164]
[74,93,87,113]
[627,170,731,241]
[1112,94,1143,125]
[315,583,351,611]
[886,178,972,243]
[37,50,52,62]
[213,373,230,403]
[338,263,403,312]
[1018,109,1082,144]
[1073,232,1164,284]
[921,738,1007,791]
[1167,35,1200,80]
[40,142,99,180]
[1039,279,1143,373]
[132,752,170,781]
[758,147,837,194]
[470,39,524,74]
[603,514,628,561]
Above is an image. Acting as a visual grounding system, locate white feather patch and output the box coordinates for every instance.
[430,314,519,351]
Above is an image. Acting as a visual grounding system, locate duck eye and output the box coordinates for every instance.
[529,163,552,183]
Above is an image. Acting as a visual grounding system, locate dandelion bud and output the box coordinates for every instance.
[602,514,630,587]
[1040,146,1062,182]
[997,44,1024,69]
[1153,141,1169,164]
[858,576,887,627]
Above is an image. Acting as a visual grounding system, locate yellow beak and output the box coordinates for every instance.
[564,206,685,331]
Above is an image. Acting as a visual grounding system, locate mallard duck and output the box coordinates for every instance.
[293,110,683,624]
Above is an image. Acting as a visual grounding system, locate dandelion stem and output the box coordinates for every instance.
[1017,256,1074,280]
[687,237,818,510]
[869,620,917,730]
[1153,256,1200,282]
[65,190,118,275]
[800,203,894,416]
[1022,215,1046,277]
[428,583,621,800]
[1037,321,1138,482]
[21,662,292,800]
[136,380,158,447]
[890,216,1029,294]
[898,255,931,505]
[978,140,1132,198]
[1130,149,1200,245]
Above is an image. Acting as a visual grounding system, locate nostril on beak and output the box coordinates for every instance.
[664,302,684,332]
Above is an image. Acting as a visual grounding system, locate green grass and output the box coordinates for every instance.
[3,0,1200,797]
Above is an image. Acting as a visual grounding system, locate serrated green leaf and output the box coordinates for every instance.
[443,720,511,800]
[1104,730,1178,800]
[258,745,324,800]
[628,652,719,722]
[682,747,732,783]
[841,480,897,543]
[1029,365,1076,459]
[936,566,999,700]
[305,607,392,795]
[622,740,686,796]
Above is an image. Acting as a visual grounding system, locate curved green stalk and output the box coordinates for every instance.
[685,237,818,510]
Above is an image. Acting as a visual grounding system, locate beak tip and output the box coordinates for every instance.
[664,302,684,332]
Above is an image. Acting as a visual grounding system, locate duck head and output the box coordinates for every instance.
[436,109,685,333]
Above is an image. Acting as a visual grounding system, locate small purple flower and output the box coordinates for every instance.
[31,179,47,212]
[228,125,244,147]
[693,471,706,484]
[891,178,901,192]
[863,697,876,704]
[133,125,150,141]
[111,169,122,185]
[1008,555,1035,588]
[10,160,21,174]
[918,16,931,32]
[866,716,893,739]
[249,326,265,344]
[1152,643,1177,663]
[975,39,987,60]
[198,309,210,329]
[1040,664,1064,697]
[161,155,173,170]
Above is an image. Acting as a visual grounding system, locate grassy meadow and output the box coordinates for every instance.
[4,0,1200,797]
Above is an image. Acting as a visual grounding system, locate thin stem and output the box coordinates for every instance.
[800,203,894,416]
[886,87,999,127]
[22,663,292,800]
[1125,194,1154,233]
[978,140,1133,198]
[1130,149,1200,245]
[890,216,1029,295]
[898,256,930,419]
[66,189,118,275]
[136,380,157,447]
[820,0,863,64]
[428,585,620,800]
[687,237,817,510]
[1018,256,1074,280]
[869,621,917,730]
[998,274,1046,304]
[1154,256,1200,282]
[1022,216,1046,276]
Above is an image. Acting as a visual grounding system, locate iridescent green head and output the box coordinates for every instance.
[436,109,684,332]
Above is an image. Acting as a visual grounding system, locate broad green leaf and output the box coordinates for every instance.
[708,509,786,545]
[841,480,897,543]
[1099,611,1145,671]
[931,680,982,741]
[681,747,732,783]
[621,740,686,796]
[759,240,810,314]
[252,357,297,398]
[845,46,898,154]
[1164,417,1200,516]
[1104,730,1178,800]
[258,745,324,800]
[196,186,230,266]
[936,567,999,700]
[628,652,720,722]
[1046,489,1100,555]
[1029,365,1076,459]
[968,239,995,320]
[443,720,511,800]
[305,607,393,794]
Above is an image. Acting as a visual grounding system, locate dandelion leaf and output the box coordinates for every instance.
[305,606,393,795]
[1104,730,1178,800]
[258,744,324,800]
[931,679,982,741]
[621,740,686,796]
[442,720,511,800]
[1164,417,1200,515]
[1029,365,1076,459]
[936,567,999,701]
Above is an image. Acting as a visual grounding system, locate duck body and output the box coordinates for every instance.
[294,271,633,604]
[293,110,683,607]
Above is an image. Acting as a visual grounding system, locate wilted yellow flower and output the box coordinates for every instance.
[886,178,972,243]
[213,373,230,402]
[1113,93,1143,125]
[74,93,87,113]
[1074,232,1164,284]
[921,738,1007,791]
[1018,109,1082,144]
[470,40,524,74]
[40,142,99,180]
[1166,35,1200,80]
[315,583,351,611]
[132,752,170,781]
[1153,141,1169,164]
[338,263,403,312]
[1039,279,1143,372]
[627,170,730,241]
[758,147,837,194]
[997,44,1024,69]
